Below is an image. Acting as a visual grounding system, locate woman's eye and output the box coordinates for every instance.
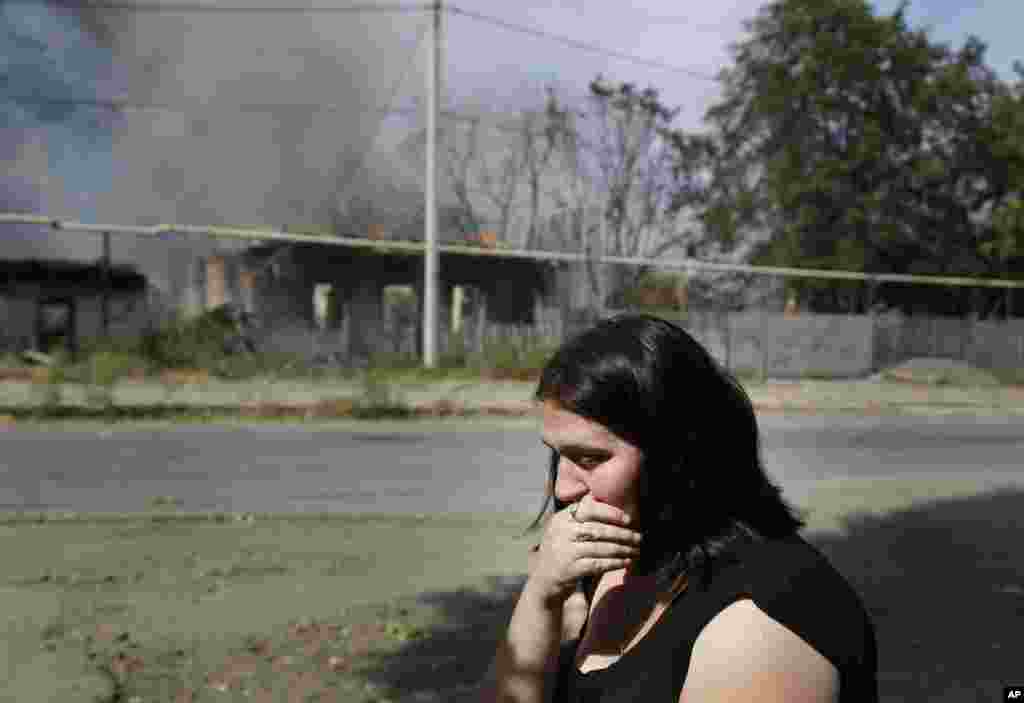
[575,456,602,467]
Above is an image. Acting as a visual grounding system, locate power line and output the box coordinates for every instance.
[7,1,431,13]
[446,5,723,83]
[3,213,1023,289]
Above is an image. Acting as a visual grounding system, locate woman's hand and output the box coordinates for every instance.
[525,494,644,609]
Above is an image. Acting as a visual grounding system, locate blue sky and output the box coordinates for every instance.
[873,0,1021,78]
[436,0,1024,133]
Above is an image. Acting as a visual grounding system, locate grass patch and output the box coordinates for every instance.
[360,332,554,385]
[5,479,1021,702]
[0,400,539,425]
[1,511,535,702]
[3,319,554,393]
[988,366,1024,387]
[876,359,1004,388]
[0,405,242,423]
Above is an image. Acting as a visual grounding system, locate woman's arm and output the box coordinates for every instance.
[679,599,839,703]
[476,548,585,703]
[477,578,566,703]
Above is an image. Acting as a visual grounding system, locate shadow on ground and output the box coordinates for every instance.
[359,487,1024,703]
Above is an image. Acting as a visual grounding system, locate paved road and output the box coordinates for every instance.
[1,415,1022,515]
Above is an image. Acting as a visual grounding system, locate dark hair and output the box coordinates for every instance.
[525,313,807,596]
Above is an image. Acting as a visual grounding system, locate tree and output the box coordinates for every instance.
[541,78,707,310]
[396,82,706,313]
[978,65,1024,316]
[396,108,544,246]
[691,0,1024,315]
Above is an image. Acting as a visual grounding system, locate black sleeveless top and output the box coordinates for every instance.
[553,533,878,702]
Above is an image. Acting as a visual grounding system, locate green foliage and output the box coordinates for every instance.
[441,329,471,368]
[366,350,421,373]
[986,198,1024,261]
[518,343,559,374]
[352,373,412,419]
[360,331,557,383]
[470,336,558,379]
[85,350,144,387]
[36,357,65,412]
[148,495,184,510]
[212,352,309,381]
[80,350,146,410]
[0,352,29,368]
[675,0,1024,315]
[138,306,239,370]
[45,308,331,386]
[479,338,524,375]
[989,366,1024,387]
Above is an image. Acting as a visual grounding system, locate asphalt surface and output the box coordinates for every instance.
[2,414,1022,516]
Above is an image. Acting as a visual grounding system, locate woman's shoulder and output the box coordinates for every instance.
[737,533,860,600]
[721,533,876,674]
[691,534,871,641]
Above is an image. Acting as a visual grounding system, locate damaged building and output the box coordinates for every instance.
[184,241,571,362]
[0,258,151,355]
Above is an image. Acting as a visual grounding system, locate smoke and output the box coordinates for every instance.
[3,0,721,303]
[1,1,123,260]
[3,0,430,297]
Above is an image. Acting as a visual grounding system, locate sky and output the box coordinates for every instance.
[435,0,1022,132]
[1,0,1022,287]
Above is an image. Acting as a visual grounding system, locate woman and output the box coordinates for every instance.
[478,314,877,703]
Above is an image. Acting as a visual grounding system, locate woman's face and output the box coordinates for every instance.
[540,400,645,523]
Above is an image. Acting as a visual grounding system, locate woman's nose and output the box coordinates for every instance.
[556,459,588,492]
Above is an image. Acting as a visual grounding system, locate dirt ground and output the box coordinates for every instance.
[2,471,1022,702]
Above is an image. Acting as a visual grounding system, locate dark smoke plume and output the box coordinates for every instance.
[3,1,430,299]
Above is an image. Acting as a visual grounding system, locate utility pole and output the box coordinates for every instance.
[101,231,111,338]
[422,0,442,368]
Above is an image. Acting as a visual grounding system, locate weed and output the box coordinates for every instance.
[148,495,183,510]
[464,335,558,380]
[441,330,470,368]
[800,370,846,381]
[30,356,67,415]
[987,366,1024,387]
[732,367,766,384]
[0,351,30,368]
[352,374,413,419]
[82,351,146,411]
[138,307,239,370]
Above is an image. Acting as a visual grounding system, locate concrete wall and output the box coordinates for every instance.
[645,310,1023,378]
[708,312,875,378]
[874,313,1024,372]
